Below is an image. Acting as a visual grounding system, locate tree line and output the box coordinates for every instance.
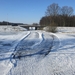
[0,21,24,25]
[40,3,75,27]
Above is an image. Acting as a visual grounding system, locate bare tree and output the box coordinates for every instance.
[61,6,74,16]
[45,3,61,16]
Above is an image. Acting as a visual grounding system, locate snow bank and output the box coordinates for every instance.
[0,26,26,33]
[57,27,75,33]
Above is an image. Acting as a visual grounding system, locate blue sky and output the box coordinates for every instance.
[0,0,75,24]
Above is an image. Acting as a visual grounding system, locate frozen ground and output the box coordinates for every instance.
[0,26,75,75]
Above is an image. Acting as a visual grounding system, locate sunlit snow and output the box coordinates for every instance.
[0,26,75,75]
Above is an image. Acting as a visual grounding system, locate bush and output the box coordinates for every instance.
[43,22,57,32]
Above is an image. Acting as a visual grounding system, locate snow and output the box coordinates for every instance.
[0,26,75,75]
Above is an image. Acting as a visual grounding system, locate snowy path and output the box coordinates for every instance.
[1,30,56,75]
[6,31,60,75]
[12,31,58,58]
[7,31,75,75]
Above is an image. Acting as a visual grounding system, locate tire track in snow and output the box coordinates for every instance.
[9,31,43,72]
[31,32,44,48]
[12,32,43,57]
[36,33,54,56]
[49,33,61,52]
[6,31,61,75]
[13,32,60,57]
[0,31,31,60]
[13,32,60,58]
[7,32,61,75]
[9,31,31,71]
[13,31,31,52]
[0,31,31,75]
[35,32,61,55]
[10,31,31,59]
[15,32,40,48]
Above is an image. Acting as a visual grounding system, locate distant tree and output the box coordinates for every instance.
[61,6,74,16]
[32,23,38,25]
[40,3,75,28]
[45,3,61,16]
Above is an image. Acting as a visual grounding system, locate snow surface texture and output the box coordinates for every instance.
[0,26,75,75]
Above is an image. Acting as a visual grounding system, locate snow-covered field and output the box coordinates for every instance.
[0,26,75,75]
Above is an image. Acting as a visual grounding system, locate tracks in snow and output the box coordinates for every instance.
[3,31,60,68]
[7,31,60,75]
[0,31,60,62]
[12,32,44,58]
[12,31,60,59]
[31,32,44,48]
